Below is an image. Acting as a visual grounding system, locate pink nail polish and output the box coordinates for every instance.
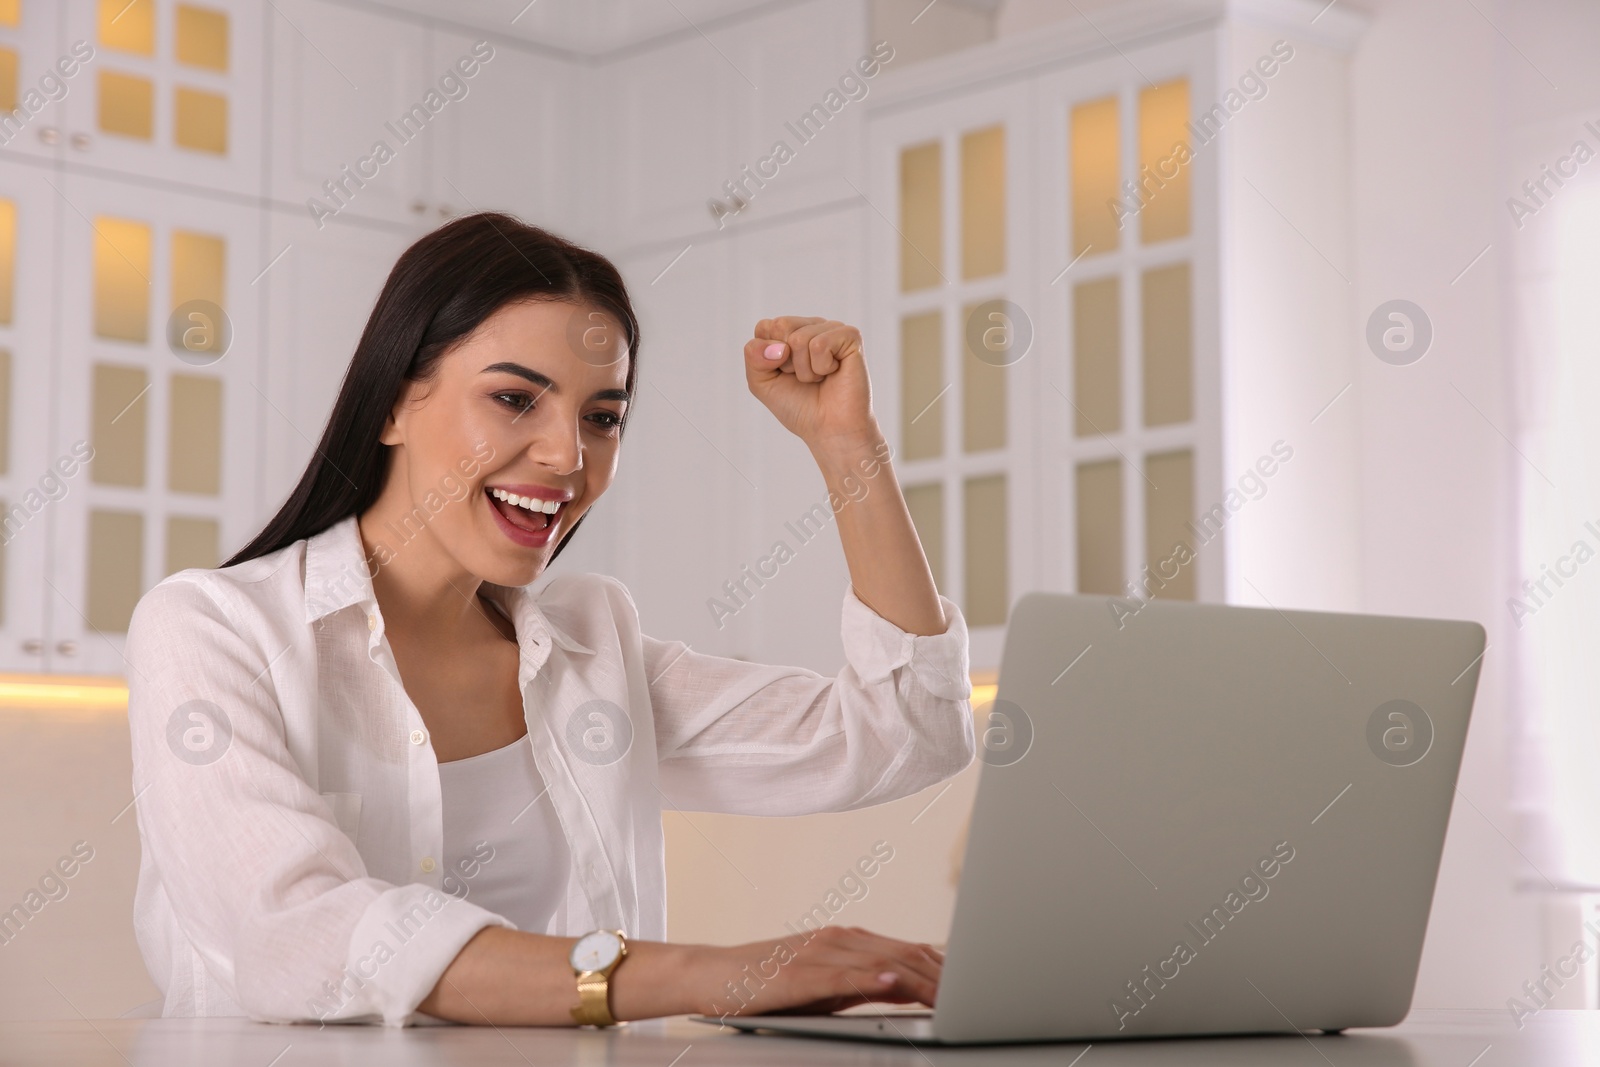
[878,972,897,985]
[764,343,786,360]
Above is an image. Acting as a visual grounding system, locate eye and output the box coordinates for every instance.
[587,411,623,434]
[492,391,535,415]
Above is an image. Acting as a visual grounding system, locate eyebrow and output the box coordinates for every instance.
[481,362,630,403]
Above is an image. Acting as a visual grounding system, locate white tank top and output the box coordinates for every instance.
[437,732,571,934]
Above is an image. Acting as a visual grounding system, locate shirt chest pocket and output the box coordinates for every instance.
[319,791,363,840]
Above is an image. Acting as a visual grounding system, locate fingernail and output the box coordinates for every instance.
[763,343,786,361]
[878,972,897,985]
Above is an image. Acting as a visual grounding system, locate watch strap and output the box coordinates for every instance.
[571,970,617,1026]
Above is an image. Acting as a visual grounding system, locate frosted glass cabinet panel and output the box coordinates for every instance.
[1142,262,1194,427]
[1075,458,1123,596]
[1072,276,1120,436]
[901,311,943,461]
[0,198,14,326]
[1145,448,1195,601]
[899,140,943,292]
[1070,95,1119,259]
[90,364,150,487]
[98,69,155,141]
[963,474,1008,628]
[99,0,157,56]
[960,125,1005,281]
[92,217,152,342]
[961,301,1007,454]
[175,4,228,72]
[1138,78,1192,245]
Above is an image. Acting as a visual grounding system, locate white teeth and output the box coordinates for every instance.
[490,488,562,515]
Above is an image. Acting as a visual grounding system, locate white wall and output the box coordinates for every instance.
[1220,20,1363,612]
[1344,0,1535,1010]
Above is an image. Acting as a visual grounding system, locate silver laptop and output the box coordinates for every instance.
[692,591,1485,1044]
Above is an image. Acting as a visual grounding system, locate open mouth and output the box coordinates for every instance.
[486,487,562,533]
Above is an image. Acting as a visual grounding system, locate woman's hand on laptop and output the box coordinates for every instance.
[686,925,944,1018]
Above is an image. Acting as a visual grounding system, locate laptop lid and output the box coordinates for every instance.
[932,592,1485,1044]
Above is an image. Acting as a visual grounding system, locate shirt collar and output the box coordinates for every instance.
[301,514,595,655]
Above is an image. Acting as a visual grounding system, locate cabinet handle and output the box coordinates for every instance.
[38,127,59,145]
[410,200,427,214]
[22,639,42,654]
[70,132,92,151]
[437,204,454,219]
[55,640,77,657]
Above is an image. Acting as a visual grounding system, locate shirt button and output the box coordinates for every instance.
[410,729,427,745]
[367,612,378,632]
[420,856,436,873]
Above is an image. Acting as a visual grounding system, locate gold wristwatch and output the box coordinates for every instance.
[569,929,627,1026]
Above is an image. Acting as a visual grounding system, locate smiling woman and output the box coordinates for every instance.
[225,215,638,572]
[122,213,976,1029]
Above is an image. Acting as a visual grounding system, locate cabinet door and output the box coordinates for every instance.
[48,172,260,675]
[866,81,1034,667]
[606,28,745,249]
[0,0,66,163]
[258,206,409,515]
[605,238,743,654]
[1030,36,1221,606]
[725,208,867,672]
[425,30,580,231]
[59,0,263,195]
[0,166,58,671]
[267,0,429,228]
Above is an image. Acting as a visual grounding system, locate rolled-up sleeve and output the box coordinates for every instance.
[645,579,976,814]
[126,577,513,1026]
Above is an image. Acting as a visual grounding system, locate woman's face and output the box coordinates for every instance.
[376,298,630,587]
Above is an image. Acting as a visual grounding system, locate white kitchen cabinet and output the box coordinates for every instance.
[58,0,264,196]
[0,0,274,672]
[424,30,582,230]
[0,165,60,672]
[602,36,744,251]
[48,171,261,675]
[602,236,744,654]
[0,0,67,164]
[594,0,873,254]
[719,205,872,674]
[265,3,575,234]
[256,205,409,515]
[266,0,430,229]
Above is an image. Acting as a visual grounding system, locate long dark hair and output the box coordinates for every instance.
[225,212,640,569]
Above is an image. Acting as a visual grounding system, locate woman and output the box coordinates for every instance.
[126,213,976,1027]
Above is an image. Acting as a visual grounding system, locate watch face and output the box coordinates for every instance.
[571,930,622,972]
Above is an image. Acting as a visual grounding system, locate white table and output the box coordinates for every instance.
[0,1010,1574,1065]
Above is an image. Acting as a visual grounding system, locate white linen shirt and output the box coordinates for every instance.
[125,513,975,1027]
